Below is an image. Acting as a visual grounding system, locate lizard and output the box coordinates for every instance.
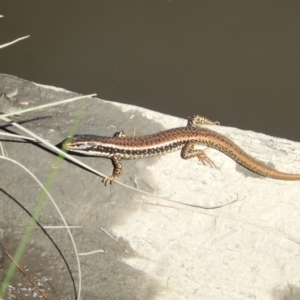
[62,115,300,185]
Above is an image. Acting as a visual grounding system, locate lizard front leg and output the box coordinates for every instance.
[102,131,126,185]
[113,131,126,137]
[102,156,123,186]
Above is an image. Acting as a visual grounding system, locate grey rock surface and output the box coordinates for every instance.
[1,74,300,299]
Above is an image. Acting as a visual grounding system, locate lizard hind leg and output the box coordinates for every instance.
[188,115,220,127]
[181,142,218,169]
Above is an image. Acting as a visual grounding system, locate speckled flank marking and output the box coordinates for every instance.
[63,115,300,185]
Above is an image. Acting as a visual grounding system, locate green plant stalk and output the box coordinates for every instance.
[0,100,87,299]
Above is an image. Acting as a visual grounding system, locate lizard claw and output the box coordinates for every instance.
[197,151,218,169]
[102,176,114,186]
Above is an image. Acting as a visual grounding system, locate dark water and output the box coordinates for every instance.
[1,1,300,141]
